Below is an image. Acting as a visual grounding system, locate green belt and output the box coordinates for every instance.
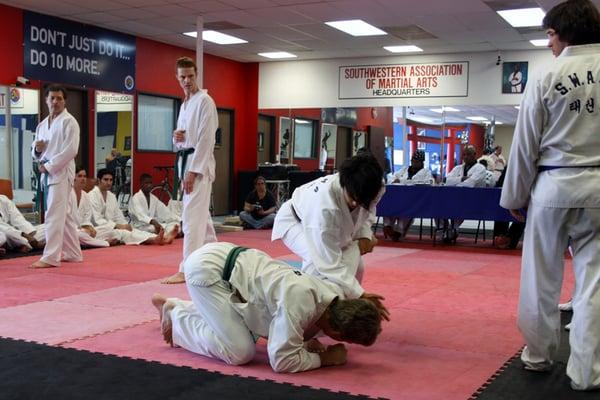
[173,147,195,200]
[222,246,248,281]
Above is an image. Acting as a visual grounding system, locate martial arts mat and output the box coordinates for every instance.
[0,230,577,399]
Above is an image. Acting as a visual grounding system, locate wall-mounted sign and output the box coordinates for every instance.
[339,62,469,99]
[24,11,136,93]
[0,88,24,109]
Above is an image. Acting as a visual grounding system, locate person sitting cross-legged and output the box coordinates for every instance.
[0,194,45,253]
[239,176,277,230]
[88,168,177,246]
[129,173,180,237]
[152,242,385,373]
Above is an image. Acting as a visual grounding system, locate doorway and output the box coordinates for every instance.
[335,126,352,170]
[213,108,233,215]
[257,114,275,164]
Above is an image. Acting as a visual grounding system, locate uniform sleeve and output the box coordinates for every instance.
[267,294,322,373]
[4,197,36,234]
[356,183,384,240]
[78,193,93,227]
[129,193,153,225]
[154,195,180,223]
[187,96,218,176]
[500,78,545,210]
[445,166,462,186]
[458,164,486,187]
[107,193,128,225]
[88,189,113,228]
[44,118,80,176]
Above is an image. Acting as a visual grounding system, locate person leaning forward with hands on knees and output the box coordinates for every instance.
[500,0,600,391]
[152,242,384,372]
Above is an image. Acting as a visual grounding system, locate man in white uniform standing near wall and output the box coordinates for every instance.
[31,85,82,268]
[500,0,600,390]
[162,57,218,284]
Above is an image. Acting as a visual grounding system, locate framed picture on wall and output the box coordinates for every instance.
[279,117,292,162]
[502,61,528,94]
[320,123,337,170]
[352,130,367,155]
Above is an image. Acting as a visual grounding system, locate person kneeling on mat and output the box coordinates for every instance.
[152,241,384,373]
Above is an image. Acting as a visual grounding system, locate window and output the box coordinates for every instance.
[137,94,178,151]
[293,118,316,158]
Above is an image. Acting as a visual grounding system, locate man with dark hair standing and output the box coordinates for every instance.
[272,154,389,320]
[162,56,218,284]
[500,0,600,390]
[152,242,382,373]
[31,85,82,268]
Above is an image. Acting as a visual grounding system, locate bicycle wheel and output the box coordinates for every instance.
[151,185,172,205]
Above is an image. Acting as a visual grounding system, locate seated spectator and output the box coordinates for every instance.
[489,145,506,181]
[0,194,44,253]
[438,144,487,243]
[383,150,433,241]
[478,159,497,187]
[129,173,180,237]
[239,176,277,229]
[493,166,525,249]
[105,148,121,168]
[88,168,177,245]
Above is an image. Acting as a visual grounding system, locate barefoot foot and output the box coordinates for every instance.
[30,260,56,269]
[161,271,185,284]
[163,225,179,244]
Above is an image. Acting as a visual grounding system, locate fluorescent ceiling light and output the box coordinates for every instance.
[295,119,311,124]
[514,105,520,109]
[258,51,297,59]
[530,39,548,47]
[384,45,422,53]
[430,107,460,113]
[466,116,489,121]
[325,19,387,37]
[497,8,545,27]
[494,121,504,125]
[183,30,247,45]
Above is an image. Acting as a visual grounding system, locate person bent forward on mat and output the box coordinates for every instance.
[271,154,388,320]
[152,242,383,373]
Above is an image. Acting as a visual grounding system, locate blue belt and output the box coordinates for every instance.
[538,165,600,172]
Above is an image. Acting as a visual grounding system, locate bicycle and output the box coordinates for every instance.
[151,165,177,205]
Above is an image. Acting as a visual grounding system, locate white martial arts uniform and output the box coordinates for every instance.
[0,194,40,250]
[272,174,384,299]
[384,167,433,235]
[174,89,218,273]
[76,190,110,248]
[168,242,337,372]
[0,231,6,248]
[445,163,487,188]
[128,190,180,234]
[87,186,156,245]
[501,44,600,390]
[509,70,523,93]
[32,109,81,266]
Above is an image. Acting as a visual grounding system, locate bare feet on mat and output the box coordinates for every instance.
[151,294,176,346]
[108,238,121,246]
[164,225,179,244]
[148,229,165,245]
[30,260,56,269]
[161,271,185,284]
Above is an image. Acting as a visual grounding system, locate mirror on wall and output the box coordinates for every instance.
[95,90,133,206]
[0,86,40,203]
[278,116,292,164]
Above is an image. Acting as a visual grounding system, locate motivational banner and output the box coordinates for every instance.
[24,11,136,92]
[339,62,469,99]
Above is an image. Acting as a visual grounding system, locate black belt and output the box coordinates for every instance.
[290,203,301,222]
[222,246,248,281]
[538,165,600,172]
[173,148,195,199]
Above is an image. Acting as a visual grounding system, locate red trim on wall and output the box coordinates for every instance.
[0,4,23,85]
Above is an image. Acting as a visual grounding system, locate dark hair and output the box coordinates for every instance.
[543,0,600,45]
[176,56,197,73]
[339,154,383,209]
[97,168,115,180]
[45,84,68,100]
[479,159,488,168]
[140,173,152,183]
[328,298,381,346]
[76,165,86,174]
[253,175,266,186]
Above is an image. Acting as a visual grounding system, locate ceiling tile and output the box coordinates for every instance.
[178,1,237,13]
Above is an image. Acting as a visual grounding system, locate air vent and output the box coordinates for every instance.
[204,21,245,30]
[382,25,437,40]
[484,0,539,11]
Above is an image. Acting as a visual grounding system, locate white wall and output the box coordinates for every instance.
[494,125,516,164]
[259,49,553,109]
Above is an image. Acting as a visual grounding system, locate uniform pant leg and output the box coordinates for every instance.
[41,179,70,266]
[519,205,569,369]
[566,208,600,390]
[171,280,255,366]
[179,176,216,273]
[61,189,83,262]
[78,230,109,247]
[0,232,6,247]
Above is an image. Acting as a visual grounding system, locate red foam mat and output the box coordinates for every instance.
[0,230,576,399]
